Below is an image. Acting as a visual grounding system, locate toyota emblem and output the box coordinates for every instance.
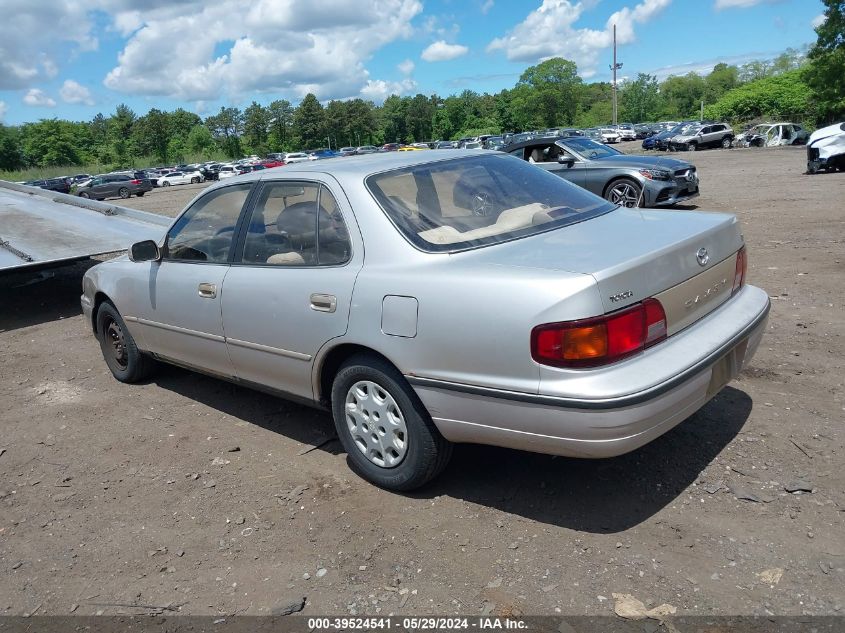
[696,247,710,267]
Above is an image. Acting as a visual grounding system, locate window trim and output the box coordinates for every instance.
[161,181,257,265]
[229,178,354,269]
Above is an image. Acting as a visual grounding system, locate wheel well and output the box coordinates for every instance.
[91,292,112,333]
[317,344,400,407]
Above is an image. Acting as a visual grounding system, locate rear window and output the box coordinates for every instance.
[366,154,615,253]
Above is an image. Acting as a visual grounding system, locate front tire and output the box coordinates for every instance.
[687,142,697,151]
[79,192,90,199]
[331,355,452,491]
[721,137,732,149]
[604,178,643,208]
[96,302,156,383]
[191,177,200,184]
[162,181,171,187]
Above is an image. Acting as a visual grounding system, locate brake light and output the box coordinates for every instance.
[731,246,747,295]
[130,179,141,184]
[531,299,667,368]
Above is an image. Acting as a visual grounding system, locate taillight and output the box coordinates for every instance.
[732,246,747,295]
[531,299,667,368]
[130,179,141,184]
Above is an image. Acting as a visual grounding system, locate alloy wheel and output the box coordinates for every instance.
[607,182,640,208]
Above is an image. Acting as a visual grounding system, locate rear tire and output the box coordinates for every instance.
[604,178,643,208]
[79,192,90,199]
[721,137,732,149]
[191,177,200,184]
[331,354,452,491]
[118,187,130,199]
[162,181,170,187]
[96,302,156,383]
[135,192,145,197]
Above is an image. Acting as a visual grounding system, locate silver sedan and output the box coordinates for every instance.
[81,150,770,490]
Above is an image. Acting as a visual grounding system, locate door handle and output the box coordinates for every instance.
[198,282,217,299]
[310,293,337,313]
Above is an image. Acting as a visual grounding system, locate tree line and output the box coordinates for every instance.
[1,0,843,173]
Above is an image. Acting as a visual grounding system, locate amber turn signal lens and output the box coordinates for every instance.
[562,324,608,359]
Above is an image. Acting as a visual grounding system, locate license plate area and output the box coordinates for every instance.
[707,338,749,398]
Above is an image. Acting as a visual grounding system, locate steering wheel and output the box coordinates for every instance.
[471,191,496,217]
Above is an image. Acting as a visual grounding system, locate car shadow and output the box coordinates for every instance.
[152,360,751,532]
[0,260,96,333]
[416,385,752,533]
[150,363,343,455]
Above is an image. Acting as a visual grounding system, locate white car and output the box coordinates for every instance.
[600,128,620,144]
[217,166,239,180]
[157,170,205,187]
[284,152,310,164]
[616,125,637,141]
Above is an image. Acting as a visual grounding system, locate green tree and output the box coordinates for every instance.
[703,63,739,104]
[380,95,407,143]
[293,93,325,149]
[267,99,294,150]
[132,108,170,163]
[620,73,661,122]
[516,58,582,126]
[805,0,845,121]
[108,104,137,167]
[660,73,706,118]
[242,102,270,154]
[704,69,813,122]
[0,124,24,171]
[20,119,85,166]
[205,106,243,158]
[186,124,215,155]
[405,94,434,142]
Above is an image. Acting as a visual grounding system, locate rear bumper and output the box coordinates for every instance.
[409,285,769,459]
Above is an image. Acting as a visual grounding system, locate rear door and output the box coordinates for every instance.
[221,178,362,400]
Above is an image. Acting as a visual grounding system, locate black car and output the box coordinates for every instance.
[24,178,71,194]
[76,174,152,200]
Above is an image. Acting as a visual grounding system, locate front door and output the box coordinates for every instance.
[130,182,254,377]
[221,179,362,400]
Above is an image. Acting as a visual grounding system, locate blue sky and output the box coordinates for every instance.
[0,0,826,125]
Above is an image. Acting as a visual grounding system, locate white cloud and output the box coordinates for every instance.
[398,59,415,75]
[649,51,774,79]
[102,0,423,102]
[60,79,95,106]
[23,88,56,107]
[481,0,494,15]
[360,77,418,102]
[0,101,7,121]
[811,13,826,28]
[714,0,782,9]
[421,40,469,62]
[486,0,671,76]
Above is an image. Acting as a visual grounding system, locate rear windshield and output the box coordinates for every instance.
[366,154,615,253]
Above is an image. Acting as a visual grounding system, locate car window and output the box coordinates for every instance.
[165,183,253,263]
[239,182,351,267]
[367,154,616,253]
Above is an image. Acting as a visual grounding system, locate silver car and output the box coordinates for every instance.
[81,151,769,490]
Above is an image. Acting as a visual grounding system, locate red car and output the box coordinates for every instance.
[261,159,286,168]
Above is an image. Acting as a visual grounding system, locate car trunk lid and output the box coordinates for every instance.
[458,207,744,335]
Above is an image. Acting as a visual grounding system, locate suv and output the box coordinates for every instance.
[76,174,152,200]
[669,123,734,151]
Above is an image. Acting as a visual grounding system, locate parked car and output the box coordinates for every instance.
[510,136,699,208]
[77,174,152,200]
[283,152,311,164]
[616,124,637,141]
[355,145,379,154]
[736,123,809,147]
[24,178,72,194]
[338,147,357,156]
[82,150,768,490]
[483,136,506,150]
[382,143,402,152]
[70,173,93,184]
[650,122,699,151]
[433,141,457,149]
[806,122,845,173]
[669,123,734,151]
[157,170,204,186]
[599,128,620,144]
[217,165,239,179]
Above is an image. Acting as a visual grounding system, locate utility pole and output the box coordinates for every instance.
[700,100,704,121]
[609,24,623,127]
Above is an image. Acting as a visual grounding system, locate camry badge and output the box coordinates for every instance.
[696,247,710,267]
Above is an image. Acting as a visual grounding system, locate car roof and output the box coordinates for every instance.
[203,149,494,192]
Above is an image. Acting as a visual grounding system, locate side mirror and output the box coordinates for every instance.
[129,240,161,262]
[558,156,575,167]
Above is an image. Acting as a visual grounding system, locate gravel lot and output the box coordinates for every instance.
[1,145,844,619]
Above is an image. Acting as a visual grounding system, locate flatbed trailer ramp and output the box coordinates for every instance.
[0,181,170,272]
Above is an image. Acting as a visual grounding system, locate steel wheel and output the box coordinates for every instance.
[345,380,408,468]
[606,180,642,208]
[104,317,128,370]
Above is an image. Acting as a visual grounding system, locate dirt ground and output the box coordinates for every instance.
[1,145,844,619]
